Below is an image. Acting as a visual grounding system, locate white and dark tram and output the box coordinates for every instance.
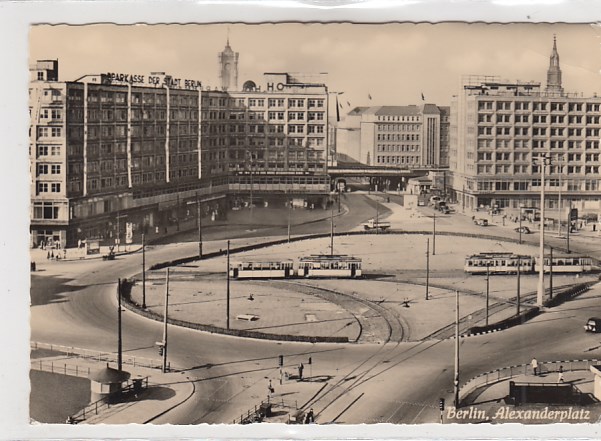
[298,254,362,278]
[229,260,294,279]
[464,252,594,275]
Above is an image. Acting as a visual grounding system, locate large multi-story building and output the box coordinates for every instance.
[335,104,450,168]
[449,37,601,219]
[29,58,329,248]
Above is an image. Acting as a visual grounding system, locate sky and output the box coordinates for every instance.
[30,23,601,110]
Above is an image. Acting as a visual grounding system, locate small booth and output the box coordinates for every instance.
[590,365,601,401]
[89,364,131,403]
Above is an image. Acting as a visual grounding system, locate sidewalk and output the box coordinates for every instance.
[455,370,601,424]
[30,353,194,425]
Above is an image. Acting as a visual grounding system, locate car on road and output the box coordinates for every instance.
[514,226,532,234]
[474,218,488,226]
[584,318,601,333]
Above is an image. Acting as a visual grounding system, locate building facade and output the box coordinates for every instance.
[335,104,450,168]
[449,39,601,219]
[29,61,329,248]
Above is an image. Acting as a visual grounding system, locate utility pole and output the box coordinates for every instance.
[287,193,291,243]
[425,238,430,301]
[375,195,379,236]
[516,257,521,316]
[537,154,549,307]
[557,156,563,237]
[162,268,169,373]
[117,278,122,371]
[330,203,334,256]
[197,191,203,259]
[566,199,571,254]
[549,246,553,300]
[432,211,436,256]
[519,208,523,245]
[116,211,120,253]
[142,233,146,309]
[485,263,490,326]
[454,290,460,408]
[226,240,230,330]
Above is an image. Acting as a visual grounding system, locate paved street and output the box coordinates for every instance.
[29,193,601,424]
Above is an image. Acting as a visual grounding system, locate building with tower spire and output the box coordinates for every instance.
[448,36,601,221]
[546,35,563,95]
[218,36,239,91]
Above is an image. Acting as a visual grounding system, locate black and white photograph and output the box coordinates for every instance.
[20,17,601,431]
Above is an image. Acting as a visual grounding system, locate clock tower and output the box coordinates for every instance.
[218,37,239,91]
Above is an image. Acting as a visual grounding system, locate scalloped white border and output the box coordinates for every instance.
[4,2,601,439]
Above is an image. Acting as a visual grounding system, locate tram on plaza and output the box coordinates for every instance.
[464,253,534,275]
[534,255,594,274]
[229,260,294,279]
[464,252,594,275]
[298,254,362,278]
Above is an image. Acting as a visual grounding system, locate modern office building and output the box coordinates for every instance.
[449,37,601,219]
[29,59,329,248]
[335,104,450,168]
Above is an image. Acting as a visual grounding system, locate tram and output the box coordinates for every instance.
[464,252,594,275]
[534,255,594,273]
[298,254,362,278]
[229,260,294,279]
[464,253,534,275]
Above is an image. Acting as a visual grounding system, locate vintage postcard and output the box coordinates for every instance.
[26,21,601,429]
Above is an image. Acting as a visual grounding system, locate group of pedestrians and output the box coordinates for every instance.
[531,357,564,383]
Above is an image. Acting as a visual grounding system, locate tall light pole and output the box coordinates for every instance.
[557,157,563,237]
[516,257,521,316]
[536,154,550,307]
[549,246,554,300]
[117,278,122,371]
[425,238,430,301]
[142,233,146,309]
[485,263,490,326]
[162,268,169,373]
[432,211,437,256]
[330,202,334,257]
[454,290,460,408]
[287,193,292,243]
[197,191,203,259]
[226,240,231,330]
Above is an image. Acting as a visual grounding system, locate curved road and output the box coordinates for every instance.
[30,194,601,424]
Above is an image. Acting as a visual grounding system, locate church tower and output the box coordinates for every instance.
[545,35,563,95]
[218,36,239,91]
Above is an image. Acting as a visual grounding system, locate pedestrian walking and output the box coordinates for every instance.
[63,249,67,259]
[557,366,564,383]
[47,251,50,260]
[531,357,538,376]
[298,363,304,381]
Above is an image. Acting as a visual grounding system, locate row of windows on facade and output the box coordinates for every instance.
[377,144,420,152]
[476,113,601,125]
[476,139,600,150]
[377,156,420,165]
[475,152,600,162]
[377,115,421,122]
[377,133,421,141]
[67,90,325,109]
[477,101,601,112]
[475,126,601,137]
[475,165,600,175]
[474,179,600,192]
[41,123,327,140]
[377,124,422,131]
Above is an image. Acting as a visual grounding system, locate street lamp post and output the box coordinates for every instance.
[142,233,146,309]
[485,263,490,326]
[117,278,122,371]
[516,257,521,316]
[549,246,554,300]
[454,290,460,408]
[432,211,436,256]
[536,154,550,307]
[226,240,230,330]
[197,191,203,259]
[425,238,430,301]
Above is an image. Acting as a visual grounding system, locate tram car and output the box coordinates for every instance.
[464,253,534,275]
[298,254,362,278]
[229,260,294,279]
[464,252,594,275]
[534,255,594,274]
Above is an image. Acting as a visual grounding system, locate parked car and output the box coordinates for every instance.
[514,226,532,234]
[474,218,488,226]
[584,317,601,333]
